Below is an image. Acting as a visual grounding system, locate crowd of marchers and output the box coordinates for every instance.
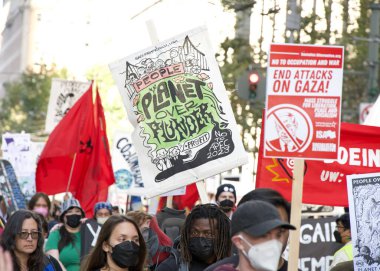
[0,183,351,271]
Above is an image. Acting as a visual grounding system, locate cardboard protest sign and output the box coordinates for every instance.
[1,160,26,209]
[1,133,39,199]
[0,159,26,211]
[109,26,248,197]
[298,216,343,271]
[45,78,90,133]
[264,44,344,160]
[109,132,145,207]
[347,173,380,270]
[112,132,144,193]
[1,133,32,176]
[256,122,380,206]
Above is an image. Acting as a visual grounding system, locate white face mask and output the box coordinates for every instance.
[239,236,282,271]
[97,216,109,225]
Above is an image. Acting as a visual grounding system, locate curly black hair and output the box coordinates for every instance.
[180,203,231,263]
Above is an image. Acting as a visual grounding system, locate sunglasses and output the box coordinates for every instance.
[17,231,40,240]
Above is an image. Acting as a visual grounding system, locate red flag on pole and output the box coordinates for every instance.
[75,89,115,216]
[36,83,115,216]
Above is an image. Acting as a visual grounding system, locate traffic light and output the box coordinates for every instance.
[236,69,266,102]
[248,71,260,98]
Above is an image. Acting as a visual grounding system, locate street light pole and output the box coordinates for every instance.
[368,4,380,102]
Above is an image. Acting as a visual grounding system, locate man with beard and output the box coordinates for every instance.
[215,184,237,219]
[156,204,231,271]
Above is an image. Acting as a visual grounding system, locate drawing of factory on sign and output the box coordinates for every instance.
[122,36,210,99]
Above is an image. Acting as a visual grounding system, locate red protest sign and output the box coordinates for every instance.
[264,44,344,160]
[257,122,380,207]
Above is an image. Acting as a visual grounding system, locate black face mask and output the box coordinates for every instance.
[66,214,82,228]
[333,230,342,243]
[219,199,234,208]
[188,237,214,263]
[111,240,140,268]
[219,199,234,212]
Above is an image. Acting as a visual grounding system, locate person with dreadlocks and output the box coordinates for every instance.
[156,203,232,271]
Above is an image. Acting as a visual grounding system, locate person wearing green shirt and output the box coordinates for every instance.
[46,198,85,271]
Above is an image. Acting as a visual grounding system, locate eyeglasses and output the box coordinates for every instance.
[17,231,40,240]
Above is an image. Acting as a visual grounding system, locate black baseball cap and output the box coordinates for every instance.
[231,200,296,237]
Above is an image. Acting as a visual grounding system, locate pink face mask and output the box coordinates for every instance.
[34,207,49,217]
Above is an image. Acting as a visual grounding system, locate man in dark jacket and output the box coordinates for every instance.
[212,200,296,271]
[205,188,298,271]
[156,204,231,271]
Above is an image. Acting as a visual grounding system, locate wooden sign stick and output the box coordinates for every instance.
[196,180,210,204]
[288,158,305,271]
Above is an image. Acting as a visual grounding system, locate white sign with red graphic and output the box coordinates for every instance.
[264,44,344,160]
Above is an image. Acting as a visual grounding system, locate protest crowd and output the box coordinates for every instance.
[2,9,380,271]
[0,41,370,271]
[0,181,355,271]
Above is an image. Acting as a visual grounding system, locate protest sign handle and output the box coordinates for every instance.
[148,197,160,215]
[288,158,305,271]
[196,180,209,204]
[126,195,129,212]
[167,196,173,208]
[66,153,77,193]
[146,20,159,44]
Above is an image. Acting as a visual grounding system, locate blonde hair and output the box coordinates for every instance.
[126,210,152,228]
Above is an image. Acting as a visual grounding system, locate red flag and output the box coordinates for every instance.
[75,89,115,216]
[256,121,380,206]
[36,83,115,216]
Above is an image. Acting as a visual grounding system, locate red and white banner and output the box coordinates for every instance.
[264,44,344,160]
[256,122,380,207]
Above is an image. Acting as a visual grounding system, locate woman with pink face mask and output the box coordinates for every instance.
[28,193,52,238]
[28,193,51,218]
